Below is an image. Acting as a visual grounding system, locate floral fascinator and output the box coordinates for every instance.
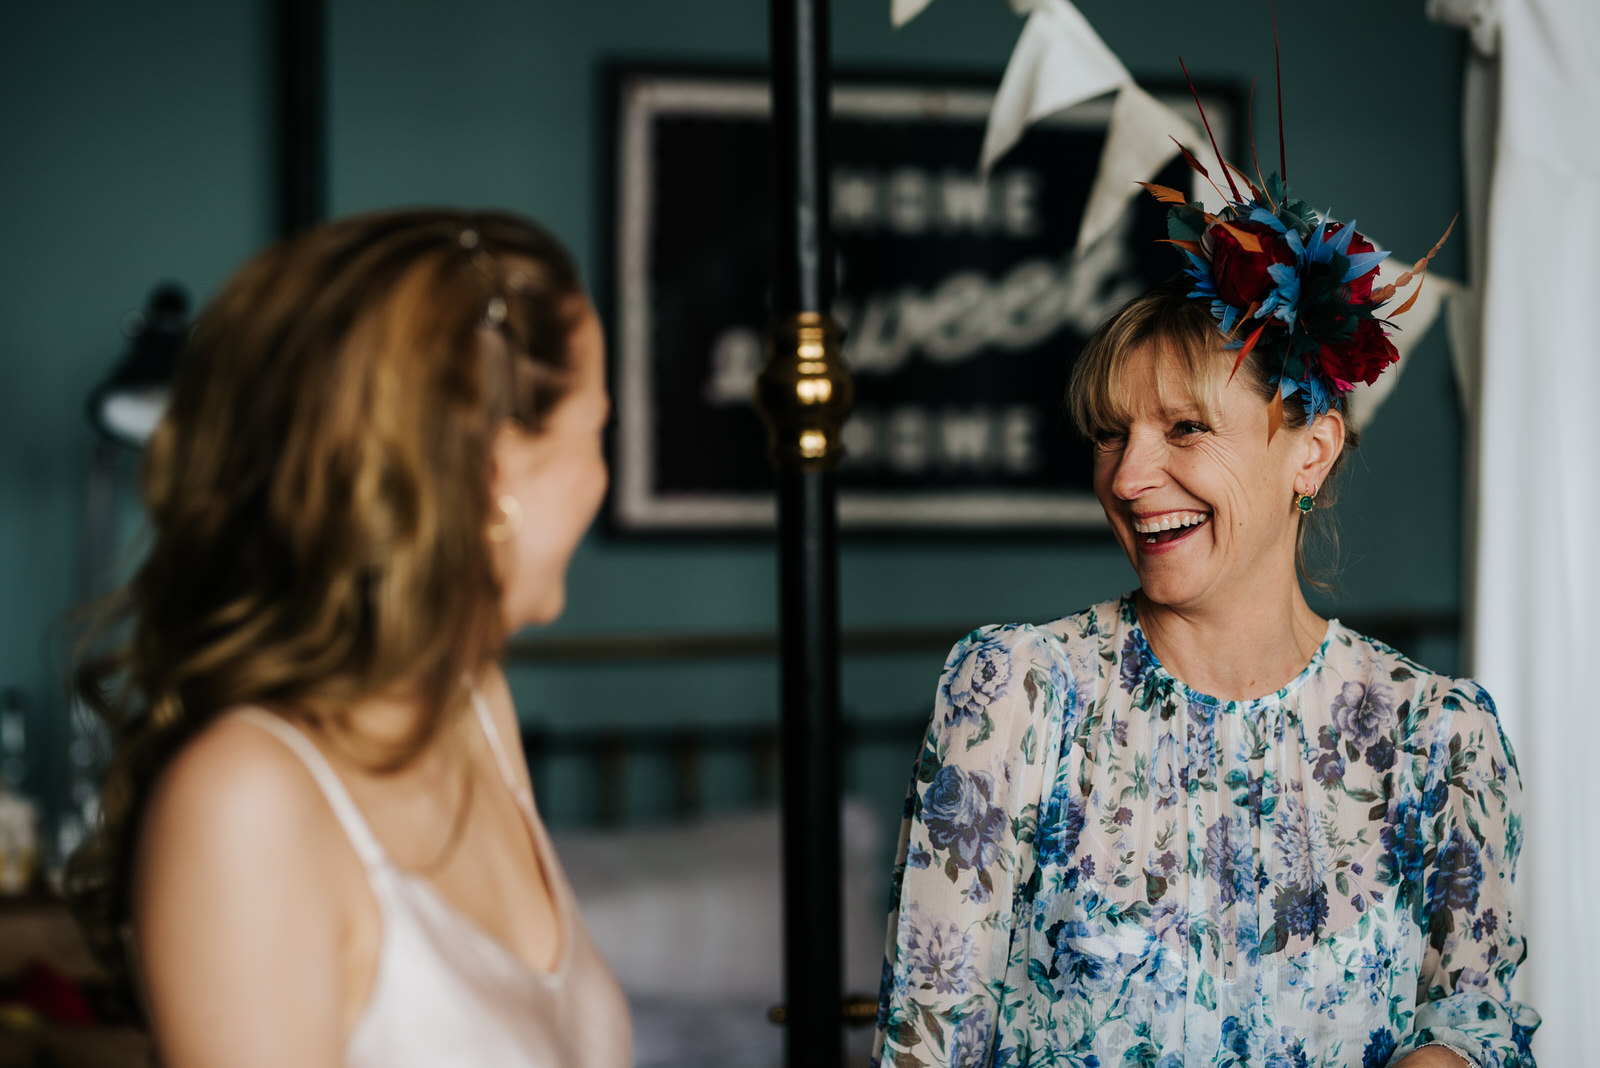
[1141,13,1455,425]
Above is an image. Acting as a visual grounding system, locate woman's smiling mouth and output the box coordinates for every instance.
[1132,510,1211,548]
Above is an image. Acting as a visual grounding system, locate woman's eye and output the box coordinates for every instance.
[1172,420,1210,438]
[1092,429,1127,449]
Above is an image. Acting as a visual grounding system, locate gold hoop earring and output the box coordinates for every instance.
[1294,486,1318,514]
[486,493,522,542]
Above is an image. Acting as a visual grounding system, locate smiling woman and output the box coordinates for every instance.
[872,209,1537,1067]
[1070,278,1355,601]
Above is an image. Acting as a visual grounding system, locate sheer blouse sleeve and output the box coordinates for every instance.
[1394,682,1540,1068]
[872,624,1074,1068]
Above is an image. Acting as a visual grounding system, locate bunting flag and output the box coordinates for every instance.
[892,0,1458,430]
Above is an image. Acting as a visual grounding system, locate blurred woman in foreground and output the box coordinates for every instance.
[72,209,629,1067]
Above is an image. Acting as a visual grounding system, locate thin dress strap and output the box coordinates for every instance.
[470,688,530,810]
[233,710,388,870]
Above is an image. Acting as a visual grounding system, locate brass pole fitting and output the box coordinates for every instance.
[755,312,854,470]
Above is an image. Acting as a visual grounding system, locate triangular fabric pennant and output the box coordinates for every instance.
[980,0,1131,174]
[1077,83,1204,254]
[1345,258,1462,431]
[890,0,936,28]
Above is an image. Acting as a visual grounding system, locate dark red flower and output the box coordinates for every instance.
[1317,318,1398,392]
[1208,220,1297,308]
[1326,222,1379,303]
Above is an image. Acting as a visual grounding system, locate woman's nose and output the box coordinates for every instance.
[1110,434,1165,501]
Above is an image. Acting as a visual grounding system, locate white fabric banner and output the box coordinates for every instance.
[1464,0,1600,1060]
[976,0,1214,254]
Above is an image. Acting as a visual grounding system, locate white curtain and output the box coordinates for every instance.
[1452,0,1600,1060]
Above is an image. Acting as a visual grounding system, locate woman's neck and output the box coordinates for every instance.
[317,687,469,785]
[1133,586,1327,702]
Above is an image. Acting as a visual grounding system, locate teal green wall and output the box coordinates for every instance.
[0,1,1467,827]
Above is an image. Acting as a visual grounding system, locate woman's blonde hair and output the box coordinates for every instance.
[68,208,585,987]
[1067,279,1360,591]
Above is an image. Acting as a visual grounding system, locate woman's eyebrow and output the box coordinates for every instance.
[1152,400,1205,420]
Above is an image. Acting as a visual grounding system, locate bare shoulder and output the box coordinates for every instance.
[134,711,350,1066]
[145,712,332,839]
[133,710,348,982]
[136,711,347,906]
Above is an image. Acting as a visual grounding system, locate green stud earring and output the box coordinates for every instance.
[1295,492,1316,514]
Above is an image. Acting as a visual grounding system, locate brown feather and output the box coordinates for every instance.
[1175,141,1211,178]
[1227,163,1265,203]
[1392,270,1428,317]
[1172,138,1230,204]
[1218,222,1264,253]
[1228,321,1268,383]
[1138,182,1192,205]
[1180,55,1243,202]
[1247,81,1276,211]
[1389,214,1458,316]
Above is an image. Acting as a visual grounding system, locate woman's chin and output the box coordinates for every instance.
[1132,566,1208,613]
[1136,582,1189,613]
[503,585,566,633]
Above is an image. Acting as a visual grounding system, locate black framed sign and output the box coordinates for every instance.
[610,70,1237,533]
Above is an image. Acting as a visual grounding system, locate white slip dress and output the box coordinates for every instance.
[236,693,631,1068]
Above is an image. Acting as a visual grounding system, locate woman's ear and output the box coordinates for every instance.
[1300,407,1346,490]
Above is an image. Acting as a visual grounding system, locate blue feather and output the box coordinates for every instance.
[1305,219,1334,263]
[1260,264,1301,325]
[1325,220,1357,256]
[1218,302,1241,335]
[1298,375,1334,420]
[1248,206,1290,234]
[1341,250,1390,282]
[1285,229,1306,263]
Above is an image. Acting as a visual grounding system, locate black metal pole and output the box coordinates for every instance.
[276,0,326,236]
[761,0,852,1063]
[775,464,841,1065]
[770,0,833,314]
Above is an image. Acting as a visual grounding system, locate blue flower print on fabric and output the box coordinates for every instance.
[1429,830,1487,914]
[1273,884,1330,938]
[946,1007,991,1066]
[1362,1028,1397,1068]
[1274,795,1329,891]
[1205,816,1255,906]
[923,765,1006,873]
[941,632,1014,728]
[1038,794,1086,869]
[873,598,1539,1068]
[1330,680,1398,748]
[1119,628,1151,696]
[1379,794,1424,889]
[904,911,979,996]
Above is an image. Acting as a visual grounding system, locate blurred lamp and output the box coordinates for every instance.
[87,283,189,447]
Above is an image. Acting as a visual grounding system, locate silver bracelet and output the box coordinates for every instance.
[1414,1041,1481,1068]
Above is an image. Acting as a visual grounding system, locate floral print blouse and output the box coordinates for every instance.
[873,596,1538,1068]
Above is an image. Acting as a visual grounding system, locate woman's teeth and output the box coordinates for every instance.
[1134,512,1210,544]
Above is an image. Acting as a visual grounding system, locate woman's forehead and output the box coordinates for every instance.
[1119,341,1220,417]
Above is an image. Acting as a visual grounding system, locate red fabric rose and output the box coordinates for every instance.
[1326,222,1379,303]
[1208,220,1297,308]
[1317,318,1398,392]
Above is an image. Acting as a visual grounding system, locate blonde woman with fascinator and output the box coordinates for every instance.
[871,85,1539,1068]
[69,209,628,1067]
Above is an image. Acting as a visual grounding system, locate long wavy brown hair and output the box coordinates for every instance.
[67,208,585,989]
